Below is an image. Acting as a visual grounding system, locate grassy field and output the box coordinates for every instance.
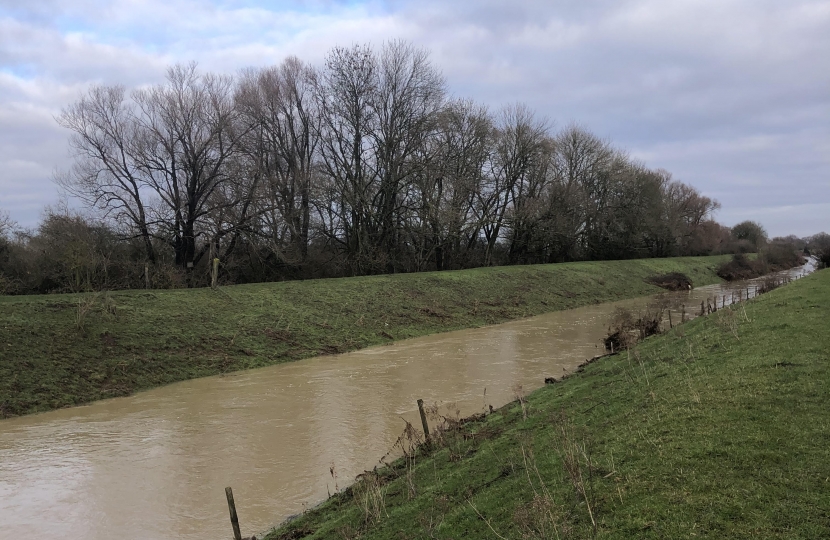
[265,268,830,540]
[0,256,729,418]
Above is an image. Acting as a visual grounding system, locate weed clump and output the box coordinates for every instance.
[352,471,388,525]
[74,292,119,333]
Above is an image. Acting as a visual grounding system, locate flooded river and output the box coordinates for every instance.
[0,262,814,540]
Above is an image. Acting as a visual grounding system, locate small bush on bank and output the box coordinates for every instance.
[646,272,693,291]
[761,242,805,270]
[717,253,760,281]
[604,304,664,351]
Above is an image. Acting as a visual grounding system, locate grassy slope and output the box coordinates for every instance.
[0,256,727,418]
[266,268,830,540]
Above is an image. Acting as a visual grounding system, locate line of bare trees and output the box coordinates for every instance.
[2,41,746,293]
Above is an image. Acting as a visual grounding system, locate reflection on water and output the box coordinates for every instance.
[0,260,815,540]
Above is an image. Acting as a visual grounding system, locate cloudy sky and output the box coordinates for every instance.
[1,0,828,236]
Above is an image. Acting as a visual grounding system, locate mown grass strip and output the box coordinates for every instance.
[0,256,727,418]
[266,268,829,540]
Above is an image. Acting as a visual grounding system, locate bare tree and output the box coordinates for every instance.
[0,210,15,239]
[314,41,445,273]
[314,44,378,273]
[56,85,157,262]
[661,172,720,254]
[236,57,320,265]
[132,63,249,271]
[58,64,256,276]
[50,42,731,288]
[370,40,446,272]
[479,104,550,265]
[550,125,614,258]
[411,99,492,270]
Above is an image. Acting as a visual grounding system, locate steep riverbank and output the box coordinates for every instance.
[0,256,729,418]
[266,267,829,540]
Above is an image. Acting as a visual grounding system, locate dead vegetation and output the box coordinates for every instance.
[352,471,388,525]
[757,275,784,294]
[646,272,692,291]
[551,414,599,536]
[74,292,119,333]
[604,302,666,352]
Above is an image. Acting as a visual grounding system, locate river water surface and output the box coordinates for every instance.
[0,262,814,540]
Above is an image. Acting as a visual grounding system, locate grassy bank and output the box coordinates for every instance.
[0,256,728,418]
[266,268,830,540]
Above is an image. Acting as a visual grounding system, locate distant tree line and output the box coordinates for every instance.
[0,42,819,294]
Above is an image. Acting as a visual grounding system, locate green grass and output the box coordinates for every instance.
[265,268,830,540]
[0,256,728,418]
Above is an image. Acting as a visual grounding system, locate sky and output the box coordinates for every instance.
[1,0,828,237]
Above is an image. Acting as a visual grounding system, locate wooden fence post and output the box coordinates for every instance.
[668,309,673,329]
[211,258,220,289]
[225,487,243,540]
[417,399,431,444]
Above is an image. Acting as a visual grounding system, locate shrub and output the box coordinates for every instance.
[646,272,693,291]
[717,253,760,281]
[761,242,805,271]
[604,304,664,351]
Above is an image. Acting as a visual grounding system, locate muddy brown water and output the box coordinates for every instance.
[0,262,815,540]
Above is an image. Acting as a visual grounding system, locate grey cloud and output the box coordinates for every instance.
[0,0,828,236]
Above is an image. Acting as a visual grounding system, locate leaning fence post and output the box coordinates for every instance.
[417,399,431,444]
[225,487,243,540]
